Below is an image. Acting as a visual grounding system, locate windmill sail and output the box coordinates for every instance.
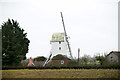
[43,52,52,67]
[60,12,73,59]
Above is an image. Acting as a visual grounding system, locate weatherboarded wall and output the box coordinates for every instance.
[106,53,119,63]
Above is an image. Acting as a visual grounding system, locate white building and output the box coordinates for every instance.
[106,51,120,64]
[50,33,70,58]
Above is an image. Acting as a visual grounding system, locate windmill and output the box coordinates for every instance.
[43,12,73,67]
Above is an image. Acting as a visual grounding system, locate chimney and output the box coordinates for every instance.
[28,57,34,66]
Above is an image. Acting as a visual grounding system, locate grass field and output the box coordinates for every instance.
[2,69,119,78]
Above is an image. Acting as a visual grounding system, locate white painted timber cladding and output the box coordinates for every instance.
[50,41,69,56]
[50,32,71,59]
[106,53,119,63]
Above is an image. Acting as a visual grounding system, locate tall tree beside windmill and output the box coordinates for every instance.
[2,19,30,66]
[43,12,73,66]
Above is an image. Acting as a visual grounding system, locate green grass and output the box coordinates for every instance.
[2,69,119,78]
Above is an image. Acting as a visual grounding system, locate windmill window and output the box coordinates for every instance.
[61,60,64,64]
[111,57,113,58]
[59,47,61,50]
[59,41,61,44]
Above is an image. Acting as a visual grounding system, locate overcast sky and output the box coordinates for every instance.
[0,0,119,58]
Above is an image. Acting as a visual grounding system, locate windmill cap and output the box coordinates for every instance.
[51,33,64,42]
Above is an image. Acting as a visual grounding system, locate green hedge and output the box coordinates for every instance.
[2,65,120,70]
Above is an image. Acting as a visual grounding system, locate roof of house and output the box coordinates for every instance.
[106,51,120,57]
[52,55,71,60]
[34,61,45,66]
[52,58,71,60]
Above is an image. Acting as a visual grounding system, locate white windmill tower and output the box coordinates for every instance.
[43,12,73,66]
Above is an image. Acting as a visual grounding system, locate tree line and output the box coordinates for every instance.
[1,19,118,67]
